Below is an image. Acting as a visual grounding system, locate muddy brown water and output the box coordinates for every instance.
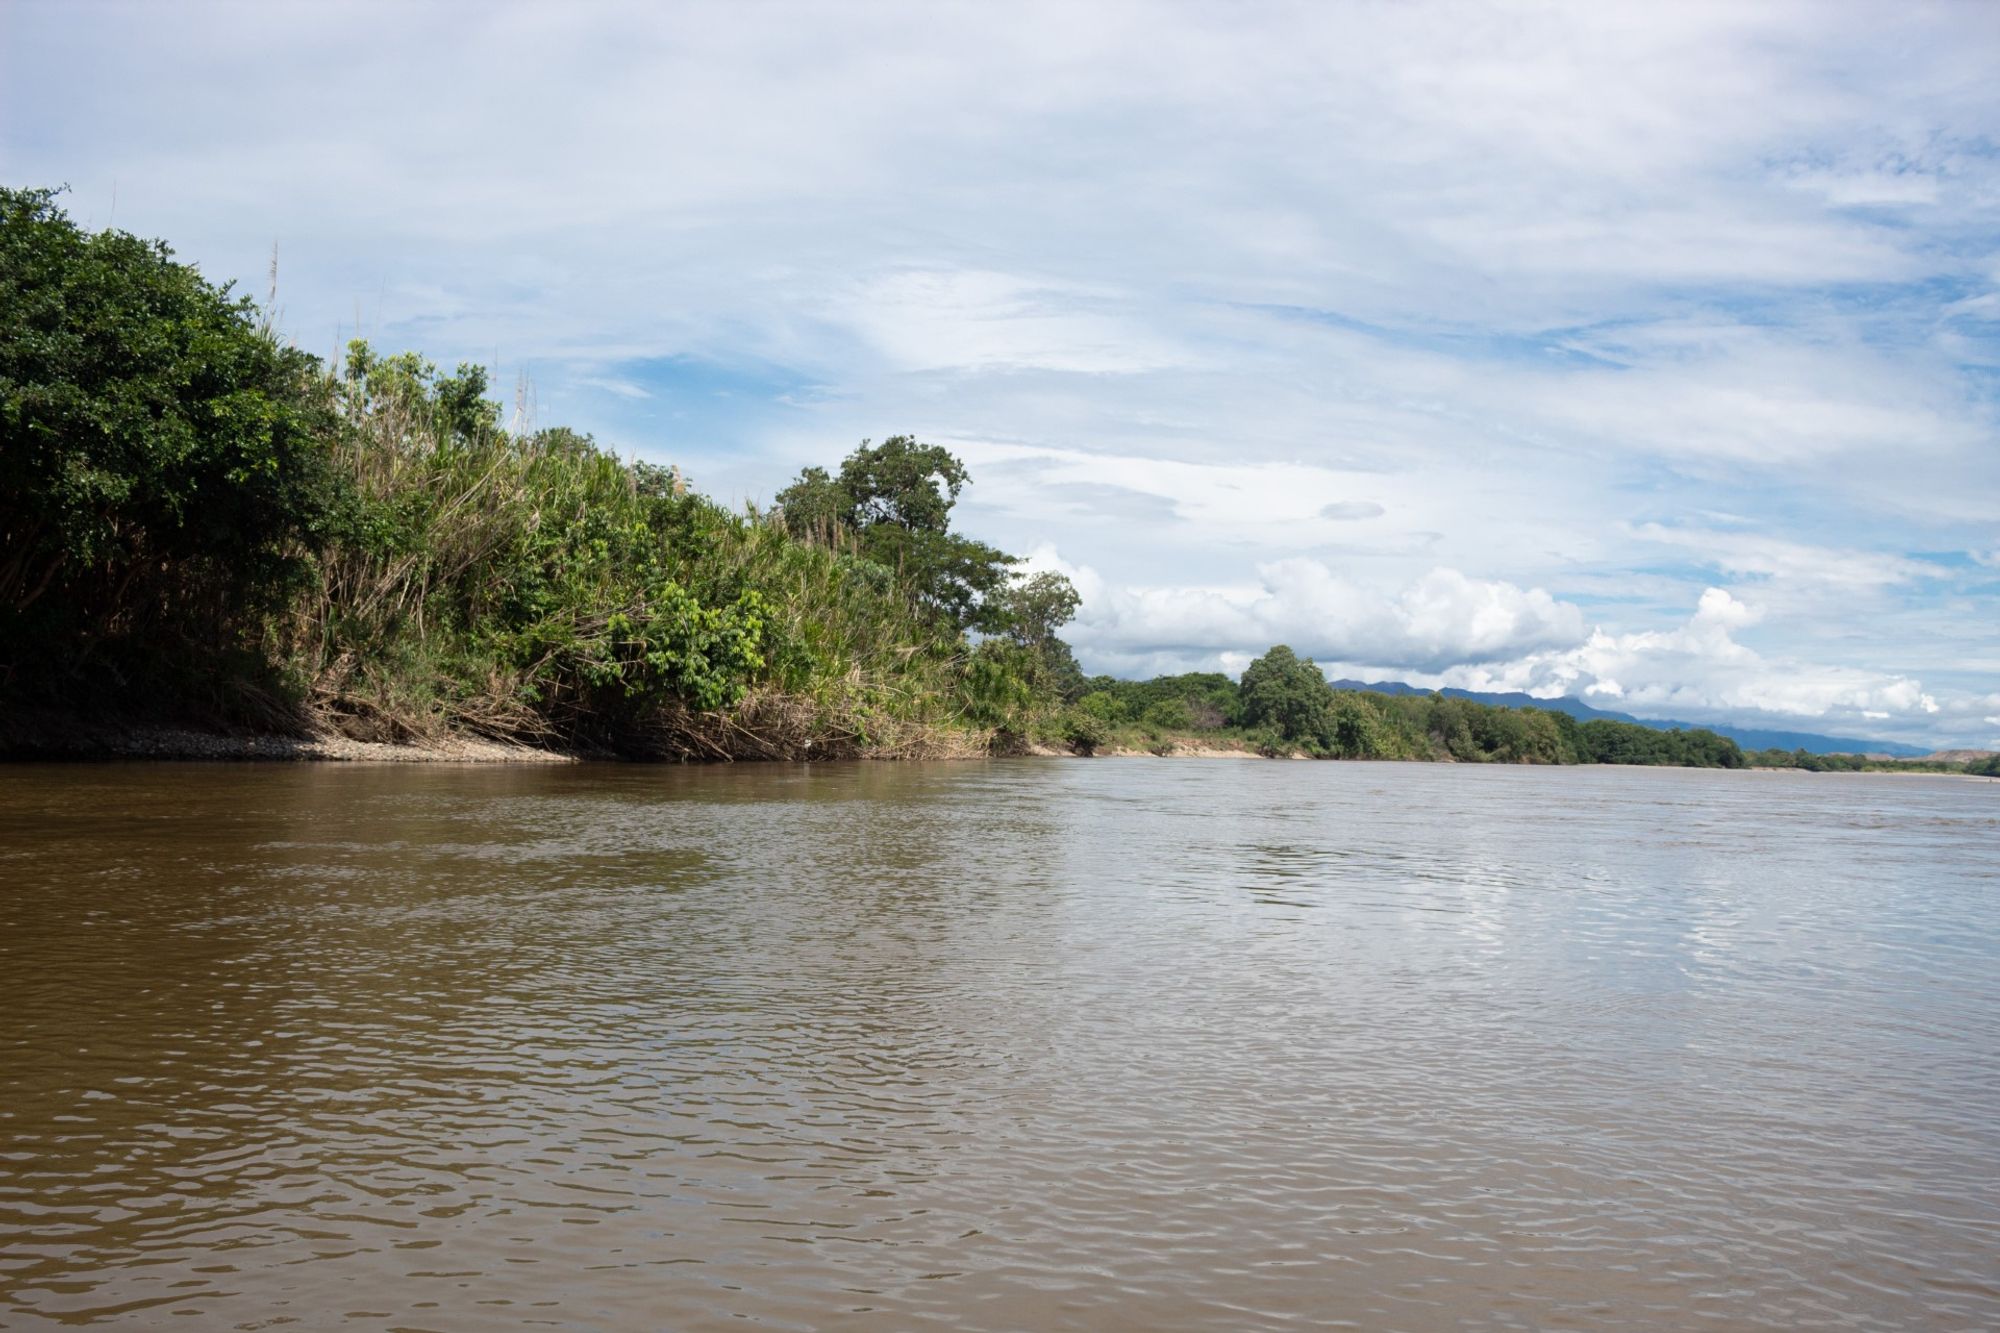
[1,761,1995,1330]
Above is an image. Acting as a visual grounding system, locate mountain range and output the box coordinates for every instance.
[1326,680,1931,757]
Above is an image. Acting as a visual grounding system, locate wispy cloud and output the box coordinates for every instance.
[576,377,653,401]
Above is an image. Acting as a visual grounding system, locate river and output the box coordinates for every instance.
[1,760,1995,1329]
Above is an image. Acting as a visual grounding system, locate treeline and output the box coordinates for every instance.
[1077,659,1995,772]
[1068,648,1749,766]
[1748,749,1998,776]
[0,186,1073,757]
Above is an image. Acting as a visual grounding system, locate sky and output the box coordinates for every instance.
[4,0,1997,748]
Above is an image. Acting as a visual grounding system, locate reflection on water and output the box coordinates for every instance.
[1,761,1996,1330]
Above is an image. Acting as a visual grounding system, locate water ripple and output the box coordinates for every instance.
[0,761,1995,1329]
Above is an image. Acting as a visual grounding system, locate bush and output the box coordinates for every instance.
[1243,726,1292,758]
[1058,708,1109,756]
[1076,689,1128,724]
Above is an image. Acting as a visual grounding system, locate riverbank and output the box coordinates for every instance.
[0,722,578,764]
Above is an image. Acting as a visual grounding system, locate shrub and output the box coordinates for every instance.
[1058,708,1109,756]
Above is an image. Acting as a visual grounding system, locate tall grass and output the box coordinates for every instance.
[280,345,988,757]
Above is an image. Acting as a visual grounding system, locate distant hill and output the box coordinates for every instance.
[1327,680,1932,757]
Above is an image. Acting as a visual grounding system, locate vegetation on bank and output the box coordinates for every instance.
[1072,666,1994,773]
[1064,655,1749,766]
[3,186,1987,772]
[0,186,1063,757]
[1745,749,2000,776]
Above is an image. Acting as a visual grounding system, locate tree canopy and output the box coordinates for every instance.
[1239,645,1338,745]
[0,185,338,704]
[775,436,1018,631]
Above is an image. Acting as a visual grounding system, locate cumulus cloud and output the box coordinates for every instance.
[1432,588,1941,728]
[1024,548,1586,674]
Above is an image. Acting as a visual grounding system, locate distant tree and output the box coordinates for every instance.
[836,435,968,534]
[1577,718,1744,768]
[982,568,1084,698]
[771,465,847,541]
[1076,671,1236,727]
[777,435,968,538]
[1075,689,1128,724]
[989,570,1080,657]
[1324,692,1383,758]
[342,340,500,446]
[774,436,1017,631]
[1239,645,1338,747]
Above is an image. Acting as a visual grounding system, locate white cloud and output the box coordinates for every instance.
[838,270,1184,375]
[1025,547,1585,674]
[1516,339,1987,468]
[1784,169,1941,209]
[1321,501,1386,521]
[577,377,653,401]
[1431,589,1942,726]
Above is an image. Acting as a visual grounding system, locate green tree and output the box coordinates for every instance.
[984,569,1083,699]
[0,186,338,710]
[1324,692,1384,758]
[770,465,847,541]
[836,435,967,534]
[775,436,1017,631]
[989,570,1080,656]
[1075,689,1129,724]
[1238,645,1337,747]
[865,523,1017,630]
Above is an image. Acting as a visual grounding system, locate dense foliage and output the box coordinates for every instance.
[1075,646,1751,767]
[0,186,340,715]
[1748,747,1982,775]
[0,188,1067,755]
